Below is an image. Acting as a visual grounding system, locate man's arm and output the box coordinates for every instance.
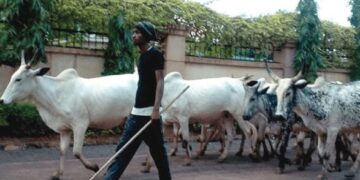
[152,69,164,120]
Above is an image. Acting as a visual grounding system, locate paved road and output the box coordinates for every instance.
[0,139,358,180]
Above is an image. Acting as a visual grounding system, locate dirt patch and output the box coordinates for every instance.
[0,125,201,151]
[0,134,119,151]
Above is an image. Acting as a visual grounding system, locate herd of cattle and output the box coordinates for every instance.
[0,53,360,180]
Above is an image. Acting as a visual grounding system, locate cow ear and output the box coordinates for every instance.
[258,86,269,94]
[260,83,277,94]
[246,80,259,87]
[34,67,50,76]
[294,79,308,89]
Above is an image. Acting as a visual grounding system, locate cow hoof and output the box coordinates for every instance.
[297,166,305,171]
[183,159,191,166]
[50,176,60,180]
[183,162,191,166]
[317,173,328,180]
[217,157,226,163]
[307,156,313,163]
[327,165,340,172]
[344,170,355,178]
[198,151,205,156]
[169,149,177,156]
[285,158,293,165]
[248,154,260,162]
[235,151,243,157]
[276,167,284,174]
[90,164,100,172]
[140,168,150,173]
[192,154,200,160]
[263,155,270,161]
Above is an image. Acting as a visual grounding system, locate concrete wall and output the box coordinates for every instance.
[0,25,350,95]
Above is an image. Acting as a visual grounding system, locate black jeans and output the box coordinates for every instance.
[104,114,171,180]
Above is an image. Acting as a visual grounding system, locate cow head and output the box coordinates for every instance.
[264,60,308,120]
[0,51,50,104]
[242,78,269,120]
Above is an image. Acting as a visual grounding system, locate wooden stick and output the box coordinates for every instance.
[89,85,190,180]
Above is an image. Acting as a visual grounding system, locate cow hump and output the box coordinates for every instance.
[56,68,79,80]
[165,72,184,83]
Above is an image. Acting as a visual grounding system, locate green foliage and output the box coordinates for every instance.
[0,0,357,71]
[0,103,55,137]
[321,21,356,68]
[0,105,8,126]
[0,0,53,66]
[350,0,360,80]
[295,0,324,82]
[102,13,135,75]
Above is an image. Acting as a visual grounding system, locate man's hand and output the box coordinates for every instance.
[151,110,160,120]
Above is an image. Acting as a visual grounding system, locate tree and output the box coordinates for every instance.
[321,21,356,68]
[294,0,323,82]
[0,0,53,66]
[0,0,356,70]
[350,0,360,80]
[102,12,135,75]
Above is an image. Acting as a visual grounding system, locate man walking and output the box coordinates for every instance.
[104,21,171,180]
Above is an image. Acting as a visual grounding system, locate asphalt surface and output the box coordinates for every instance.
[0,138,358,180]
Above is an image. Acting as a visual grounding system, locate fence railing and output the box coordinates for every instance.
[186,41,274,61]
[47,28,108,50]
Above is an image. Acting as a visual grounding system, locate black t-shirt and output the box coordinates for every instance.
[134,47,165,108]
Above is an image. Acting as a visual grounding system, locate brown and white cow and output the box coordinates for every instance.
[242,78,316,173]
[264,61,360,179]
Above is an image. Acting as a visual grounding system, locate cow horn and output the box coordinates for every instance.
[264,60,280,83]
[24,49,39,69]
[20,50,26,66]
[291,69,303,82]
[291,62,305,82]
[238,74,253,81]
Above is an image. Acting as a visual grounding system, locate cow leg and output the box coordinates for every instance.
[51,131,71,180]
[262,139,270,161]
[324,129,340,173]
[317,134,327,180]
[276,121,291,174]
[303,131,316,167]
[179,119,192,166]
[257,115,269,161]
[203,124,225,155]
[72,126,99,172]
[236,129,246,157]
[237,120,257,159]
[198,125,217,157]
[346,142,360,177]
[266,135,277,158]
[218,132,225,153]
[340,133,357,162]
[217,119,233,163]
[295,131,306,170]
[211,125,225,153]
[252,140,262,162]
[169,124,180,156]
[141,152,153,173]
[195,124,207,158]
[334,134,344,172]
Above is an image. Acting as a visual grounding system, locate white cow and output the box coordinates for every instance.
[0,53,138,179]
[160,72,257,165]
